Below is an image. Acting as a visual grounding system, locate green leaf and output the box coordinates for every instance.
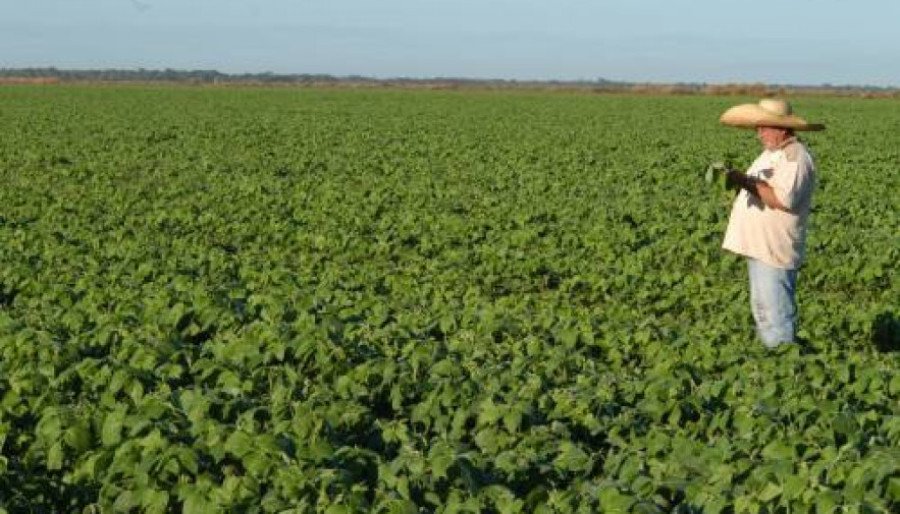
[886,477,900,501]
[782,474,805,500]
[428,441,455,480]
[102,407,127,447]
[598,487,635,513]
[141,489,170,514]
[815,491,841,514]
[46,441,64,470]
[113,490,137,512]
[757,482,782,502]
[632,501,663,514]
[474,428,499,453]
[734,494,758,513]
[761,441,794,461]
[224,431,254,458]
[64,421,92,452]
[502,407,523,433]
[553,441,592,473]
[832,413,858,437]
[182,489,215,514]
[889,374,900,396]
[478,398,502,426]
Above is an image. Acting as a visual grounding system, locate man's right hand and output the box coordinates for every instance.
[724,169,744,191]
[706,163,757,194]
[705,162,731,186]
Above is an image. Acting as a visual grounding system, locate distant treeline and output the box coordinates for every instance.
[1,67,897,98]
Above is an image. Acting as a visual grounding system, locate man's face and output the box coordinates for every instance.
[756,126,790,150]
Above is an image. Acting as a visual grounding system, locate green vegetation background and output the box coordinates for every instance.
[0,86,897,512]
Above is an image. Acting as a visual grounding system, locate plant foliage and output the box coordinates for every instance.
[0,86,897,512]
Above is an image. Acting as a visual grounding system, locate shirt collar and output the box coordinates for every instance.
[776,136,797,150]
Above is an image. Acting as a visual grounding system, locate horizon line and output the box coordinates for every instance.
[1,66,898,91]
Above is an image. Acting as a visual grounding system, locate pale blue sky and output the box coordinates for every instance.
[2,0,899,86]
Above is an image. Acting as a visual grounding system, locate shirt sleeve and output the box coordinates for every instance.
[767,153,813,211]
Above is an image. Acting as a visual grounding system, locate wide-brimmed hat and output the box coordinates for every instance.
[719,98,825,131]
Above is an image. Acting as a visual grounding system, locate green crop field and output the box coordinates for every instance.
[0,86,897,513]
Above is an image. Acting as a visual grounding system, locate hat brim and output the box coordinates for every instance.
[719,104,825,131]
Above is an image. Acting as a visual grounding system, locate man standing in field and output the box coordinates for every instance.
[717,99,825,348]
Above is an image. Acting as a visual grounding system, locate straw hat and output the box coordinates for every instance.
[719,98,825,131]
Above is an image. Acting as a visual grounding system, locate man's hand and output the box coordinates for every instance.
[724,169,747,192]
[706,162,741,190]
[725,169,790,212]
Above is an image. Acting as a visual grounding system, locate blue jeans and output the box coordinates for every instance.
[747,258,798,348]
